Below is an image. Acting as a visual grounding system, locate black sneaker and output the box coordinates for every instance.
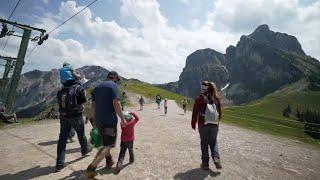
[105,155,114,169]
[82,146,93,156]
[129,156,134,164]
[200,162,209,170]
[55,164,65,172]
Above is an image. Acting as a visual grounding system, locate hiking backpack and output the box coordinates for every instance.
[202,95,219,125]
[57,84,83,117]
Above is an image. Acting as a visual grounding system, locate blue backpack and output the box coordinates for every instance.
[60,65,75,84]
[57,84,83,117]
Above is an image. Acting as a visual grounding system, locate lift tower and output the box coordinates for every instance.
[0,18,47,113]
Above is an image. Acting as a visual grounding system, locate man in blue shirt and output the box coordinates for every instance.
[84,71,126,179]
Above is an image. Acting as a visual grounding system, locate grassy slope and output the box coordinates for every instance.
[121,79,193,110]
[223,80,320,146]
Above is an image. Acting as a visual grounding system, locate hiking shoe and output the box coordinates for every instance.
[129,156,134,164]
[105,156,114,169]
[82,146,93,156]
[83,170,96,180]
[213,157,222,169]
[115,161,122,174]
[55,164,65,172]
[200,162,209,170]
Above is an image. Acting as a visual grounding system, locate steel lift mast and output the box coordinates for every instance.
[0,18,47,113]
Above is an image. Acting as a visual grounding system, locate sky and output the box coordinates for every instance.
[0,0,319,83]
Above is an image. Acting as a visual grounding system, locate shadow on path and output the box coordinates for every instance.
[58,170,84,180]
[97,163,130,175]
[65,147,81,154]
[174,168,221,180]
[0,155,88,179]
[38,140,76,146]
[0,165,55,179]
[38,140,58,146]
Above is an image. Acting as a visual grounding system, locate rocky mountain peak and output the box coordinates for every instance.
[185,48,226,68]
[253,24,270,33]
[248,24,305,56]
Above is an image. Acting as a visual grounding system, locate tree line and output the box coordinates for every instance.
[283,105,320,139]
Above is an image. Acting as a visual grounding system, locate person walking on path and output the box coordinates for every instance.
[56,72,92,172]
[182,98,188,114]
[84,71,127,179]
[164,99,168,115]
[139,96,145,110]
[115,111,140,174]
[191,81,222,170]
[120,90,127,111]
[155,94,162,109]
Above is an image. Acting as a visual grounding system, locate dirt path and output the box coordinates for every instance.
[0,100,320,180]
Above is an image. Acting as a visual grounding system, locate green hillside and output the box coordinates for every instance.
[122,79,193,109]
[223,80,320,146]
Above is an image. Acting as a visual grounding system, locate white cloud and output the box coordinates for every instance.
[1,0,318,83]
[21,0,240,83]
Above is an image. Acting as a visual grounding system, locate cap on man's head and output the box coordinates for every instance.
[107,71,120,82]
[63,62,70,67]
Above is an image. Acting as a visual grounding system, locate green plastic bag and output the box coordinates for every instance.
[90,128,102,148]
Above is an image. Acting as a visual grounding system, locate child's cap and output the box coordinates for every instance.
[123,111,132,121]
[63,62,70,67]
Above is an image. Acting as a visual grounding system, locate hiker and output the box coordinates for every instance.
[155,94,162,109]
[191,81,222,170]
[120,90,127,111]
[84,71,127,179]
[59,62,82,144]
[139,96,145,110]
[182,98,188,114]
[164,99,168,115]
[115,111,140,174]
[55,68,92,172]
[0,107,18,123]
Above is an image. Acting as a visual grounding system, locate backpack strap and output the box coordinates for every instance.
[200,94,207,116]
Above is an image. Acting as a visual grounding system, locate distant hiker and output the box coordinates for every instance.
[139,96,145,110]
[56,76,92,172]
[182,98,188,114]
[84,71,127,179]
[59,62,81,87]
[0,107,18,123]
[115,111,140,174]
[155,94,162,109]
[164,99,168,115]
[191,81,222,170]
[120,90,127,111]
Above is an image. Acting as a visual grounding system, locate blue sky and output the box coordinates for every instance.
[0,0,319,83]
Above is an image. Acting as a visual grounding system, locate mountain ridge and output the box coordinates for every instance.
[164,24,320,104]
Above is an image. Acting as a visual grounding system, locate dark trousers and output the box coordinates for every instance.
[56,116,89,165]
[198,124,219,164]
[68,128,75,139]
[117,141,134,163]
